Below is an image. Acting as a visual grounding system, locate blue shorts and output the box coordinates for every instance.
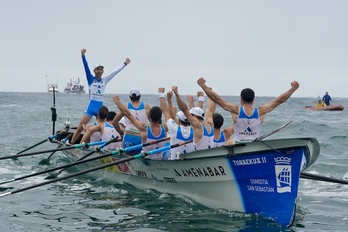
[84,100,103,118]
[122,130,142,155]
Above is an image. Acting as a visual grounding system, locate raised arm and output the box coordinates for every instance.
[111,111,124,135]
[112,95,146,132]
[186,95,195,109]
[172,86,202,138]
[259,81,300,115]
[167,90,178,124]
[81,48,94,85]
[205,96,214,126]
[197,91,204,109]
[197,77,238,113]
[104,58,131,84]
[159,87,171,122]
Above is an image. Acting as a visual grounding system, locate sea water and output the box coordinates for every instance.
[0,92,347,232]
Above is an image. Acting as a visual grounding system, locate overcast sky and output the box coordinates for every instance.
[1,0,347,98]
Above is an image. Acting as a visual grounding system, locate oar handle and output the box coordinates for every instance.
[120,137,170,154]
[95,137,121,150]
[142,137,170,147]
[82,140,109,148]
[134,146,170,159]
[136,140,192,159]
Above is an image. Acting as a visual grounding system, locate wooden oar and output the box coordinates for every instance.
[300,172,348,185]
[254,120,292,141]
[0,141,190,198]
[38,133,73,165]
[46,137,170,179]
[0,137,171,185]
[0,140,109,161]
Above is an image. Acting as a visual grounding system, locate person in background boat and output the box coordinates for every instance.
[172,86,214,151]
[111,87,151,155]
[159,88,194,159]
[322,92,332,106]
[70,48,131,144]
[113,95,167,159]
[197,78,299,143]
[80,110,122,150]
[316,99,324,107]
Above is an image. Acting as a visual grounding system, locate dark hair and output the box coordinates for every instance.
[179,119,190,126]
[130,95,140,102]
[106,111,116,121]
[213,113,224,129]
[97,106,109,120]
[149,106,162,123]
[240,88,255,103]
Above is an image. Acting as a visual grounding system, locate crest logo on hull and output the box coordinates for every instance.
[274,157,292,193]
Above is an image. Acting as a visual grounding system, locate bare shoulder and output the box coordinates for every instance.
[258,103,274,115]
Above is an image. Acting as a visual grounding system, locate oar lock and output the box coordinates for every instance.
[80,142,91,149]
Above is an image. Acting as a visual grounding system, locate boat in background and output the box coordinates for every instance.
[304,104,344,111]
[63,77,85,94]
[47,84,59,93]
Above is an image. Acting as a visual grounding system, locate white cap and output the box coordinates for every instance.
[129,87,141,97]
[94,64,104,70]
[189,107,204,118]
[177,111,188,123]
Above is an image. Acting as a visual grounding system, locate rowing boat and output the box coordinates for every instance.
[304,103,344,111]
[53,131,320,226]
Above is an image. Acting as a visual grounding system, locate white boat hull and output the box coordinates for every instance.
[57,137,319,226]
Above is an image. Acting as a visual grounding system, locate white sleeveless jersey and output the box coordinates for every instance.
[213,131,226,147]
[124,102,148,132]
[234,107,261,143]
[193,124,214,151]
[89,122,101,142]
[101,122,122,150]
[166,119,193,159]
[144,125,167,160]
